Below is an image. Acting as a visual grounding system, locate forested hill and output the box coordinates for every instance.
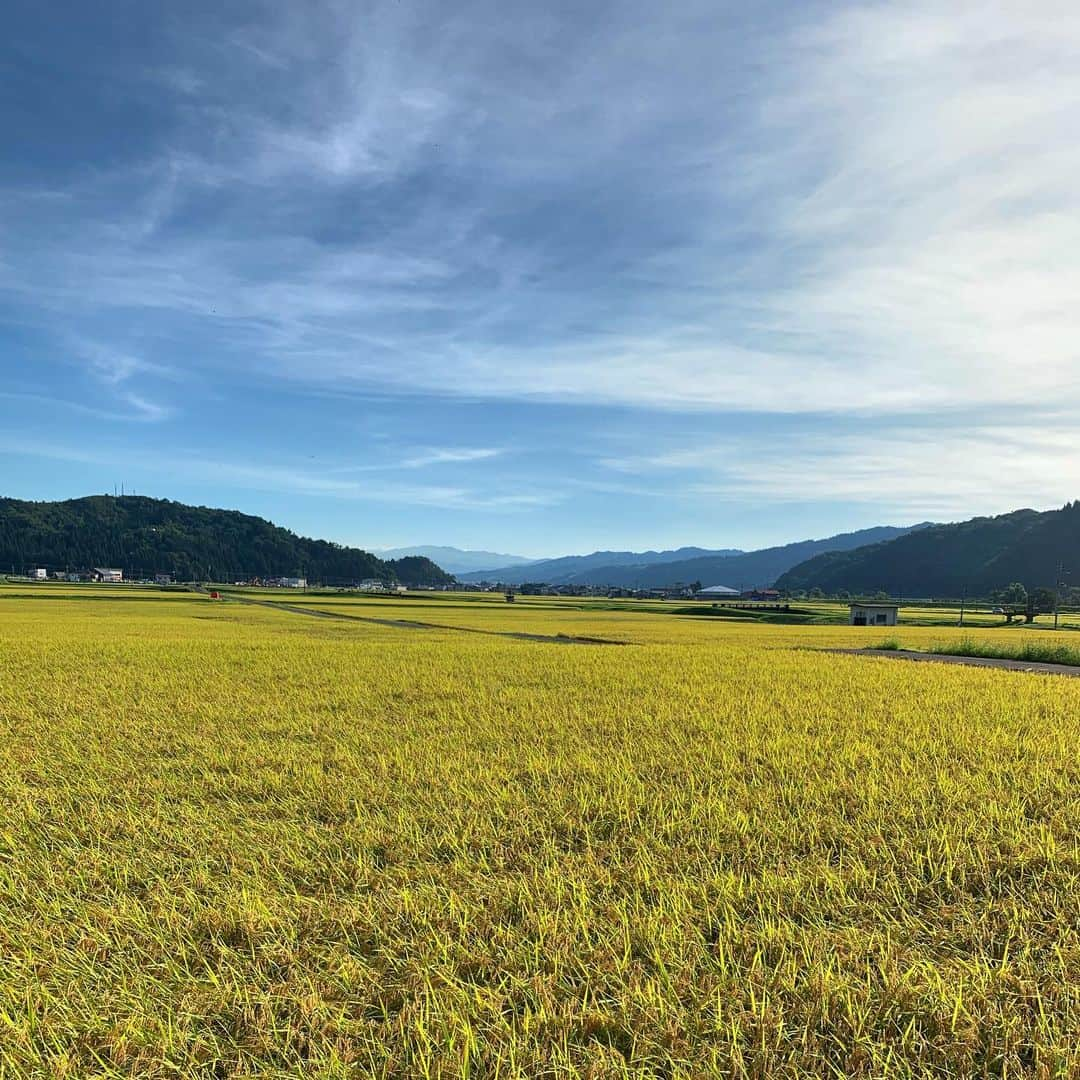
[776,503,1080,596]
[0,495,454,585]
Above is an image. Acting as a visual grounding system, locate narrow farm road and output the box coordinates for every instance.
[204,589,628,646]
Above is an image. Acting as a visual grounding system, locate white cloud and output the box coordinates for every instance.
[4,0,1079,446]
[116,391,171,423]
[398,447,503,468]
[61,340,175,421]
[318,447,504,475]
[0,391,164,425]
[602,420,1080,520]
[0,437,546,512]
[741,1,1080,414]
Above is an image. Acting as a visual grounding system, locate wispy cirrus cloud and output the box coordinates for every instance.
[600,420,1080,520]
[3,0,1079,550]
[398,447,503,469]
[323,446,503,474]
[0,436,541,513]
[62,340,176,421]
[5,0,1077,421]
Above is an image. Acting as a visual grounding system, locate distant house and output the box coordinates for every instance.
[32,568,47,580]
[358,578,386,592]
[697,584,740,598]
[742,588,781,601]
[154,573,172,586]
[280,577,307,589]
[92,568,123,583]
[849,602,899,627]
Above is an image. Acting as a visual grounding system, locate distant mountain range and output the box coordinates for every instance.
[375,546,538,575]
[776,503,1080,596]
[459,528,920,589]
[457,546,744,585]
[0,496,454,586]
[9,495,1069,598]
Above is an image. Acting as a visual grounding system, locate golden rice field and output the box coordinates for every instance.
[2,584,1080,1077]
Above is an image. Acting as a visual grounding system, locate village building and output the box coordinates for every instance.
[848,602,899,627]
[696,584,740,599]
[92,568,123,583]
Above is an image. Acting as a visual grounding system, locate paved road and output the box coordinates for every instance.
[830,648,1080,678]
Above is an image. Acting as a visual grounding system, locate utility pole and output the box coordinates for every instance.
[958,585,966,627]
[1054,562,1068,630]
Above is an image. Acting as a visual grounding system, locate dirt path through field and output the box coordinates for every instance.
[830,648,1080,677]
[212,591,628,646]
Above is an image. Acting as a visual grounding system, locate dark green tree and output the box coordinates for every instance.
[1029,587,1056,614]
[994,582,1028,607]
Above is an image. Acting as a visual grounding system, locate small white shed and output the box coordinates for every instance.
[849,603,899,627]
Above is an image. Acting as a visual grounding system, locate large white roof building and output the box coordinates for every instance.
[697,584,740,596]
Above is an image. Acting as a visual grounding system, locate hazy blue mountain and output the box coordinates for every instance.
[568,526,925,590]
[375,546,538,575]
[464,527,923,588]
[458,546,744,585]
[776,504,1079,596]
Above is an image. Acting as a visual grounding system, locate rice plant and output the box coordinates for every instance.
[2,587,1079,1076]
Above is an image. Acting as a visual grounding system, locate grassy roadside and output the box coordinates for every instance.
[873,635,1080,667]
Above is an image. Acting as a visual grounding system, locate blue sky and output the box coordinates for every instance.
[4,1,1079,557]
